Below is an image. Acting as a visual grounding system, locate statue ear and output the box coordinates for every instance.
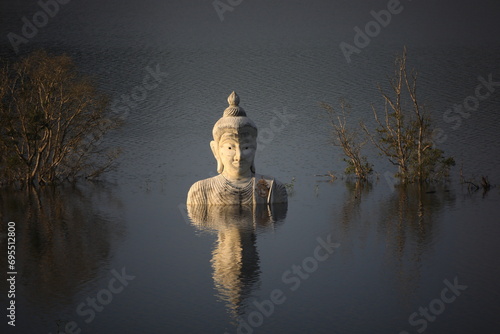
[210,140,223,174]
[251,140,257,173]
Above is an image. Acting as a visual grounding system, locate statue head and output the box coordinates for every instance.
[210,92,258,180]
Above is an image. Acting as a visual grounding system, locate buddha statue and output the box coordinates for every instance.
[187,91,288,205]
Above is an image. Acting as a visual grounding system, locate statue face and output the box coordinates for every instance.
[217,130,256,179]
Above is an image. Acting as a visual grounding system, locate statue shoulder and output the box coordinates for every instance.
[187,175,226,205]
[256,174,288,203]
[271,178,288,203]
[187,177,212,205]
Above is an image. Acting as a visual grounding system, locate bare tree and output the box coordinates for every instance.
[362,47,454,183]
[321,99,373,180]
[0,50,121,186]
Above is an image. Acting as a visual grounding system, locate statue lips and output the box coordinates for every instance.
[232,161,248,169]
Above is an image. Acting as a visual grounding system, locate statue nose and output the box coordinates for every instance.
[234,147,242,161]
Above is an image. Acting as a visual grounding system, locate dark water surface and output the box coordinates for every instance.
[1,0,500,333]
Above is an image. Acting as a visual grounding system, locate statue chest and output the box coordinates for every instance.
[209,175,274,205]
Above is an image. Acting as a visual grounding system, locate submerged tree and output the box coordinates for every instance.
[0,50,121,186]
[362,47,454,183]
[321,98,373,180]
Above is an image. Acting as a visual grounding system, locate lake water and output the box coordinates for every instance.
[1,1,500,333]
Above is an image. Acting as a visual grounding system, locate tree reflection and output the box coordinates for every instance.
[338,180,373,232]
[187,203,287,319]
[333,181,455,299]
[0,184,124,309]
[378,183,455,296]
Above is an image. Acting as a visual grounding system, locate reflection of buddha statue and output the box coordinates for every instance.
[187,203,287,318]
[187,92,287,205]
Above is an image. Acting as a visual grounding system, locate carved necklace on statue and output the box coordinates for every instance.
[220,174,254,205]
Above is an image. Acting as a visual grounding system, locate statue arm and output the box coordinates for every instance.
[187,180,207,205]
[271,179,288,203]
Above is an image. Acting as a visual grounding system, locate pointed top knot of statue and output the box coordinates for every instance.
[223,91,247,117]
